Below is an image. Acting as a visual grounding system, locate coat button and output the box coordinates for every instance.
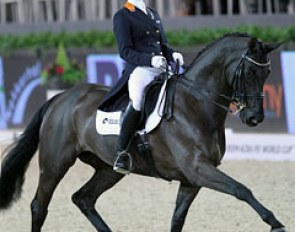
[146,31,150,35]
[151,52,155,56]
[156,30,160,33]
[159,52,163,55]
[157,41,160,44]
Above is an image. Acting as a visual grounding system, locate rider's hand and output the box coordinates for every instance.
[151,56,167,69]
[172,52,184,66]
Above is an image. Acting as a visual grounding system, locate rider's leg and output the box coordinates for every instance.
[113,67,162,174]
[113,102,140,174]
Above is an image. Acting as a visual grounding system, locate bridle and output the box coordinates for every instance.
[228,50,270,114]
[178,50,271,115]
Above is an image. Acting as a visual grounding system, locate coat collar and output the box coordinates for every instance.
[124,3,160,29]
[124,2,136,12]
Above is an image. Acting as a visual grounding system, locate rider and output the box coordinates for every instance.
[111,0,185,174]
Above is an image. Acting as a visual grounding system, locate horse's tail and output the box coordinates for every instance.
[0,95,59,210]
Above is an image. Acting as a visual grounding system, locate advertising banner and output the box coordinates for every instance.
[1,51,87,129]
[225,130,295,161]
[2,56,45,128]
[0,57,6,129]
[87,54,125,86]
[281,51,295,134]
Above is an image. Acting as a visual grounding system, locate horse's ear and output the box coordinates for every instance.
[248,38,257,51]
[263,42,284,54]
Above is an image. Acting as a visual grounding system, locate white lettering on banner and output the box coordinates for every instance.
[224,130,295,161]
[227,145,294,154]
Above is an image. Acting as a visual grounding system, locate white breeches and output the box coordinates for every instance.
[128,66,163,111]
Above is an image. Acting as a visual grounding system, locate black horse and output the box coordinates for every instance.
[0,33,287,232]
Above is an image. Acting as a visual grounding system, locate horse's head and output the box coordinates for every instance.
[181,33,282,127]
[232,38,282,127]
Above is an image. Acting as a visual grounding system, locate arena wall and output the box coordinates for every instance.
[0,15,295,35]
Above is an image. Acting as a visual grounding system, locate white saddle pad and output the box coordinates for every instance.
[96,80,168,135]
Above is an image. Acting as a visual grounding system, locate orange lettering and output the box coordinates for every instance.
[263,84,283,118]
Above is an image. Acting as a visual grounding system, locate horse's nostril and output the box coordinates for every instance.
[247,117,258,126]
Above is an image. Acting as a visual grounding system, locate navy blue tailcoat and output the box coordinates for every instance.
[99,2,176,110]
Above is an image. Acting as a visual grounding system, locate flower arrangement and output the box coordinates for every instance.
[41,42,85,89]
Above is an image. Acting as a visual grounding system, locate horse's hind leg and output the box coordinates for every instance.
[31,145,77,232]
[72,152,124,232]
[186,161,287,232]
[171,183,201,232]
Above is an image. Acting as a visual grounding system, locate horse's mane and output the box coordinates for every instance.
[186,32,252,68]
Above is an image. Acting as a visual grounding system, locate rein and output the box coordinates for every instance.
[178,51,270,115]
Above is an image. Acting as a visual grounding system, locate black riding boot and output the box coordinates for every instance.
[113,103,140,174]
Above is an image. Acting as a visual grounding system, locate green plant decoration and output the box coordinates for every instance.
[56,42,71,71]
[41,42,85,88]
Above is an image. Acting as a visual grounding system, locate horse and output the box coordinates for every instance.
[0,33,287,232]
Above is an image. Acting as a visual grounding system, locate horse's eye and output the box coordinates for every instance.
[247,70,254,76]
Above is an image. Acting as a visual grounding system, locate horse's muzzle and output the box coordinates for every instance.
[241,109,264,127]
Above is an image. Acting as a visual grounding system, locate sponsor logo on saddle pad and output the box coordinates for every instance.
[96,80,168,135]
[96,111,122,135]
[102,117,119,125]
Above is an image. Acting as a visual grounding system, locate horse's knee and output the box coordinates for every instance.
[234,185,253,201]
[72,192,92,211]
[71,192,82,206]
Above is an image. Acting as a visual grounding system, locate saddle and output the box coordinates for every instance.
[96,72,179,179]
[141,72,177,124]
[96,72,178,134]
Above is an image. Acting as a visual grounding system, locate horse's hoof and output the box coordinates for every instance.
[270,227,288,232]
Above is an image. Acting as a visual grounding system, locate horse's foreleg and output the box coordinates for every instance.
[171,183,201,232]
[72,164,124,232]
[186,161,287,232]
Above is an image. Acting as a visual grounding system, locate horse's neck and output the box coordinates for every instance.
[185,39,250,105]
[182,42,241,124]
[185,48,228,90]
[185,39,246,91]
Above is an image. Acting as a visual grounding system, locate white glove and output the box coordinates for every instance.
[151,56,167,69]
[172,52,184,66]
